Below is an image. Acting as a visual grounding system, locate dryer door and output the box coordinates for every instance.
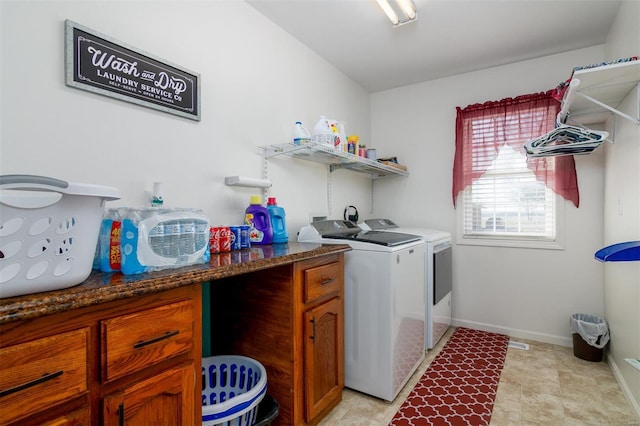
[434,245,452,305]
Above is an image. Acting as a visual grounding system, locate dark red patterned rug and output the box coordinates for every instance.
[389,327,509,426]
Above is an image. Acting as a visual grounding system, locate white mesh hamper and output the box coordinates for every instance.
[0,175,120,298]
[202,355,267,426]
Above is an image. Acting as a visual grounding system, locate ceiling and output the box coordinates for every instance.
[246,0,623,92]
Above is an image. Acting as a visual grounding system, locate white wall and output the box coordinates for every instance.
[602,0,640,416]
[371,46,608,347]
[0,0,373,236]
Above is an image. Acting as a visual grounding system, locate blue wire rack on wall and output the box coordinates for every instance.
[595,241,640,262]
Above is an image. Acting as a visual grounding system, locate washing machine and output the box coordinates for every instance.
[360,219,452,349]
[297,220,425,402]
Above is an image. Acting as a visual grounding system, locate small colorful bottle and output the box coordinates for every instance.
[244,195,273,245]
[347,135,359,155]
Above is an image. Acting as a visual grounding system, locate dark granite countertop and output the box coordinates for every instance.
[0,242,351,325]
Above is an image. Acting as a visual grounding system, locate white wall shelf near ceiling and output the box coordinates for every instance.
[261,142,409,179]
[558,59,640,126]
[262,142,408,216]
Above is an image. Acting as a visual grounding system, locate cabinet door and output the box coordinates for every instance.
[303,297,344,422]
[102,363,195,426]
[40,407,91,426]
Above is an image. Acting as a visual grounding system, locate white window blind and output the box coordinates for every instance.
[461,146,556,240]
[459,110,558,244]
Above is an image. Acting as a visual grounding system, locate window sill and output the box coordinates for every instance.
[456,234,564,250]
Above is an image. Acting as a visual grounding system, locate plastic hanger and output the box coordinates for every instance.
[524,124,608,158]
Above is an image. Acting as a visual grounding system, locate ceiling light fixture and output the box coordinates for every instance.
[376,0,417,27]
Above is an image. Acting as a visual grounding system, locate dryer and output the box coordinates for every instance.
[360,219,452,349]
[298,220,425,402]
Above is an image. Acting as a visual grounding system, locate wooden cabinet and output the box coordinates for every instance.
[209,252,344,426]
[303,297,343,421]
[102,363,195,425]
[0,285,201,426]
[302,260,344,422]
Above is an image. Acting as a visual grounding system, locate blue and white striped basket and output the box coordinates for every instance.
[202,355,267,426]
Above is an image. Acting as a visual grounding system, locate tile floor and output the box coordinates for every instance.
[319,327,639,426]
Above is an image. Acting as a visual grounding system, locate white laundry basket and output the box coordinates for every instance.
[202,355,267,426]
[0,175,120,298]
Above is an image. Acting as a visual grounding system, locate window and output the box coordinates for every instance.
[460,145,558,244]
[452,92,579,248]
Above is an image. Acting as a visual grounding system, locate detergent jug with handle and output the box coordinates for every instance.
[244,195,273,245]
[267,197,288,243]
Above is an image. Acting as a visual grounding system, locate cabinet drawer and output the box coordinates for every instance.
[0,328,88,426]
[304,261,342,303]
[102,300,194,382]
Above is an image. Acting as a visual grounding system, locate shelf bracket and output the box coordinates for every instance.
[574,88,640,126]
[369,178,374,214]
[327,168,332,216]
[263,153,269,199]
[557,78,581,124]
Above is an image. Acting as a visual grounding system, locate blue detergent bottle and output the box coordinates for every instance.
[244,195,273,245]
[267,197,288,243]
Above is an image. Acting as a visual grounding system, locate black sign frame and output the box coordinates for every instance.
[65,20,201,121]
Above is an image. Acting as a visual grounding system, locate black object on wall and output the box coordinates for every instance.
[65,20,201,121]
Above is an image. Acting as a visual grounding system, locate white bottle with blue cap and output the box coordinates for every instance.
[292,121,311,145]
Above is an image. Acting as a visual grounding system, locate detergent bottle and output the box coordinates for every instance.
[312,115,335,146]
[267,197,288,243]
[244,195,273,245]
[292,121,311,145]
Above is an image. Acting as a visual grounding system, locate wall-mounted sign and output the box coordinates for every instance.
[65,20,200,121]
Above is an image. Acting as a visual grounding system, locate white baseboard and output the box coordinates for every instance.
[608,355,640,421]
[451,318,573,347]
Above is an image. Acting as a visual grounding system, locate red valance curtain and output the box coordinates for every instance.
[452,90,579,208]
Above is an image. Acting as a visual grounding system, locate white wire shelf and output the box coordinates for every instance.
[558,59,640,126]
[261,142,409,179]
